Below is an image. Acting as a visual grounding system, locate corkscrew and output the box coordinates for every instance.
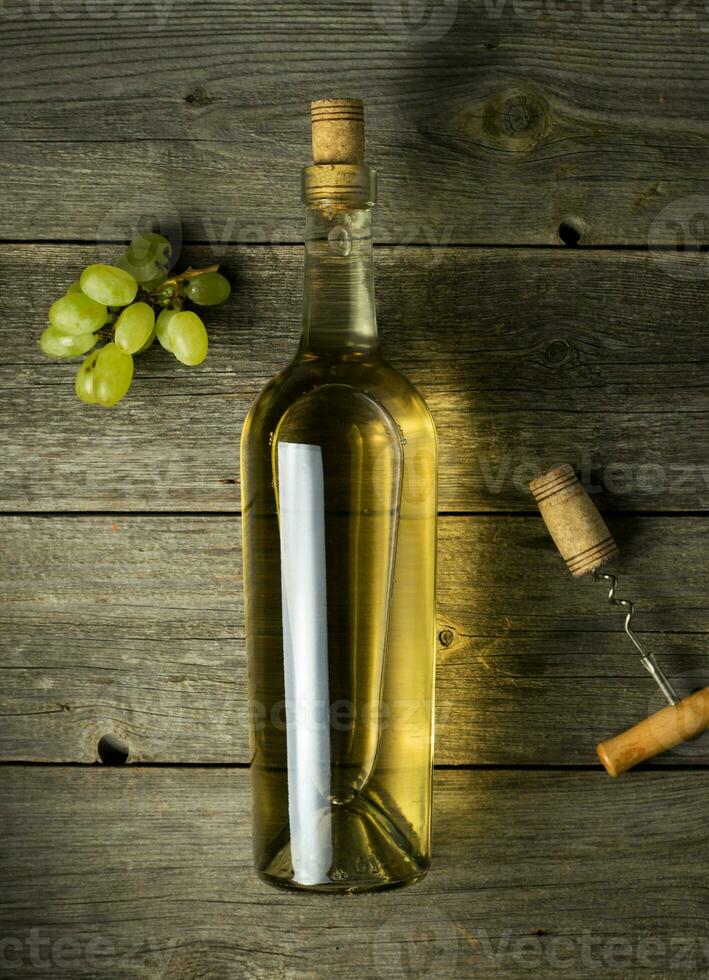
[530,464,709,777]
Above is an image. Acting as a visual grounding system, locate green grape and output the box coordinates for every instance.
[136,322,157,353]
[185,271,231,306]
[156,308,177,351]
[114,302,155,354]
[115,261,165,294]
[128,231,171,267]
[166,310,209,366]
[49,293,108,335]
[75,349,100,404]
[40,325,97,359]
[93,342,134,407]
[80,264,138,307]
[66,280,83,295]
[117,233,172,287]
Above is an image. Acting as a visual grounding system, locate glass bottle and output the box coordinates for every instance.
[240,99,437,892]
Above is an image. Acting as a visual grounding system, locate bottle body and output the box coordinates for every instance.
[240,189,437,892]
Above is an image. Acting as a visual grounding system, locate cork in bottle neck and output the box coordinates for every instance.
[311,99,365,165]
[303,99,375,208]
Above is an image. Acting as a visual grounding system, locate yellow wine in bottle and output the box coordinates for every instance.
[240,99,437,892]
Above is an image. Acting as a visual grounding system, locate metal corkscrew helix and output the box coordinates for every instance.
[591,569,680,707]
[530,465,709,777]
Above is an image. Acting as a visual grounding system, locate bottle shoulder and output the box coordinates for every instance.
[241,354,436,448]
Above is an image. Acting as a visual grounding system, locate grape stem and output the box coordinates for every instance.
[98,313,118,341]
[156,263,221,300]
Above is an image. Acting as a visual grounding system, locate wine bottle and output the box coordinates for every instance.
[240,99,437,892]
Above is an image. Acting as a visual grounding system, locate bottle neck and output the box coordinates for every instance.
[299,206,379,356]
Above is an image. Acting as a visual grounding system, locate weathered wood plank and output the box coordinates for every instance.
[1,767,707,978]
[3,245,709,512]
[2,1,709,244]
[2,515,708,765]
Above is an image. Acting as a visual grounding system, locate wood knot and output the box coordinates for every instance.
[439,628,455,648]
[558,217,583,246]
[482,87,551,152]
[185,86,215,107]
[502,98,536,137]
[544,339,572,366]
[97,734,129,765]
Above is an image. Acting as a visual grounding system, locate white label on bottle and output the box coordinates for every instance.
[278,441,333,886]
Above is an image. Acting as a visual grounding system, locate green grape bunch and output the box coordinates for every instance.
[40,233,231,407]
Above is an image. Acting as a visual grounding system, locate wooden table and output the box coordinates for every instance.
[2,3,709,977]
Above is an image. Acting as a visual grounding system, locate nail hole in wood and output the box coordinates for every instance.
[558,220,582,246]
[98,734,129,765]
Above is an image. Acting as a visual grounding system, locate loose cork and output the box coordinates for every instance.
[597,687,709,776]
[529,464,619,577]
[311,99,365,165]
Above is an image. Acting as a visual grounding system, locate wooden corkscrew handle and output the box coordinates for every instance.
[597,689,709,777]
[530,464,709,776]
